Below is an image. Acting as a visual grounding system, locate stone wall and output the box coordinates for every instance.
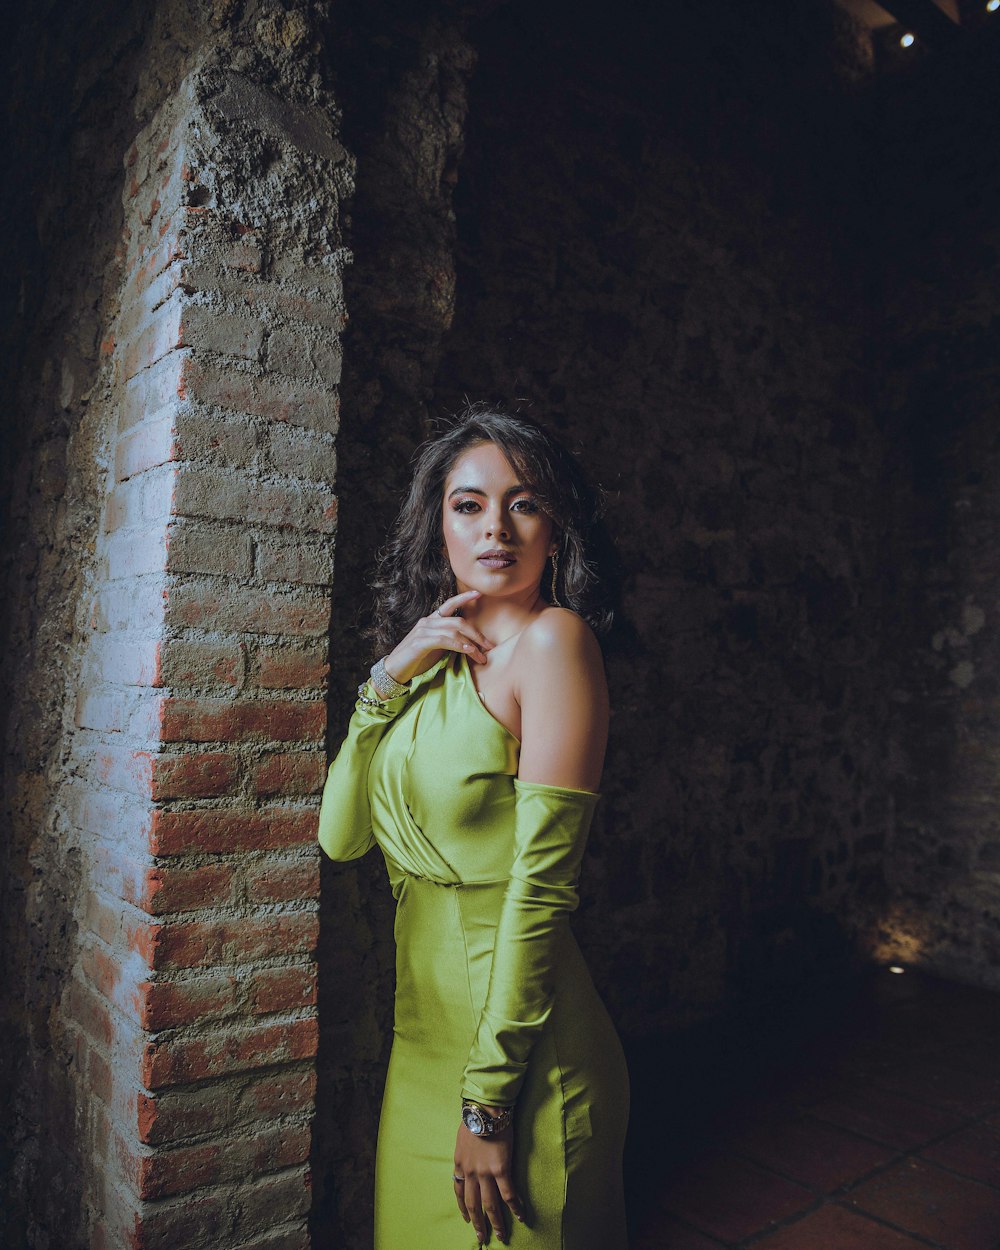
[436,0,890,1036]
[879,24,1000,986]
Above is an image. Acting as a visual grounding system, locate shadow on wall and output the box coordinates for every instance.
[314,0,905,1242]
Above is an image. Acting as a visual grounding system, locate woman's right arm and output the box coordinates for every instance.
[317,682,410,861]
[318,589,496,861]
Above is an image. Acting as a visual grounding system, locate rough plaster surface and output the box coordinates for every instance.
[437,0,890,1033]
[879,27,1000,986]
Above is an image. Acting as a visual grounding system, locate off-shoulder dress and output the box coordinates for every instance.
[318,650,629,1249]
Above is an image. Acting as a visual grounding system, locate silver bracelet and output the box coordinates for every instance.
[370,657,409,700]
[356,683,381,708]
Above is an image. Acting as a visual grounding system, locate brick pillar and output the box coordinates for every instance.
[62,71,351,1250]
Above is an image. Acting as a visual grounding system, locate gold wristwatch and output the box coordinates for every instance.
[461,1099,513,1138]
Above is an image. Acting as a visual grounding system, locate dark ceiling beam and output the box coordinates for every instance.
[876,0,964,45]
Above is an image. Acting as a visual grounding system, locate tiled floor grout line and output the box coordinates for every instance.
[646,974,1000,1250]
[667,1107,996,1247]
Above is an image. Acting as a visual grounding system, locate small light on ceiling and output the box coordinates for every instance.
[900,31,916,47]
[988,1,999,13]
[888,965,906,974]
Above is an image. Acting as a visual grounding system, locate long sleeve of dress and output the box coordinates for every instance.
[317,681,410,862]
[461,777,601,1108]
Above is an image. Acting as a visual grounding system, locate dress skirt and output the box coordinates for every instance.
[375,875,630,1250]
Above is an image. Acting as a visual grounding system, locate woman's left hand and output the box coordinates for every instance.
[453,1119,525,1244]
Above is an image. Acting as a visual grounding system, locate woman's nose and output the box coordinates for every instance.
[484,509,510,539]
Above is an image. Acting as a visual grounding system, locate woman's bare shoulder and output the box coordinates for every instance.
[516,607,603,675]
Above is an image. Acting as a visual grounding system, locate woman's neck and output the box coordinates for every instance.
[459,589,547,646]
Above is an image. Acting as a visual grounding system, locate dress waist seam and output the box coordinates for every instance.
[400,873,509,889]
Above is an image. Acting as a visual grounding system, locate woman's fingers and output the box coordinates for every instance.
[430,593,494,661]
[481,1175,509,1244]
[495,1172,525,1225]
[454,1174,518,1245]
[436,588,482,617]
[429,618,493,663]
[464,1177,490,1244]
[453,1174,470,1223]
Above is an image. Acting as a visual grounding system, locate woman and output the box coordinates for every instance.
[318,406,629,1249]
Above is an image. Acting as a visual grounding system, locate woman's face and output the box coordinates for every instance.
[442,441,556,603]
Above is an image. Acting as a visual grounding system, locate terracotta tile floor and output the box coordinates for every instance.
[626,968,1000,1249]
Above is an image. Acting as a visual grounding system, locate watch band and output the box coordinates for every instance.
[461,1099,514,1138]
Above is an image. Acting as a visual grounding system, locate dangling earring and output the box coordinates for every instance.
[549,549,562,607]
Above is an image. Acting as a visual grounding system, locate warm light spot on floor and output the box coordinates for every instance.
[888,965,906,974]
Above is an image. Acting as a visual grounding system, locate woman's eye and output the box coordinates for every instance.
[512,498,539,513]
[453,500,480,513]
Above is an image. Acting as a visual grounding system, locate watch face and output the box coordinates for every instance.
[462,1106,486,1136]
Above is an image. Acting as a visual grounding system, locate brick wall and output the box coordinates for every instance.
[69,69,349,1249]
[0,2,353,1242]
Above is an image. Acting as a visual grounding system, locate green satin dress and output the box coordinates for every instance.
[318,650,629,1249]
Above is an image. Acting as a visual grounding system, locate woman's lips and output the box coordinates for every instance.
[477,554,516,569]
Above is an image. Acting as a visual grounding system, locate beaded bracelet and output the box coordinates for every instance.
[356,683,381,709]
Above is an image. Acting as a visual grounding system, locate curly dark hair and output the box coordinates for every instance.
[366,404,615,656]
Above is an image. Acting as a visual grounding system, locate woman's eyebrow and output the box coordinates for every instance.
[447,483,532,499]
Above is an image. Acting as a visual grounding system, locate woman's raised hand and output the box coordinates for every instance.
[382,590,495,686]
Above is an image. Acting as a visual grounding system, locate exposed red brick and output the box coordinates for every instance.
[136,1068,316,1147]
[91,846,235,914]
[233,1168,312,1235]
[248,965,317,1015]
[164,578,330,634]
[157,637,245,689]
[150,751,240,800]
[248,1067,318,1118]
[133,1136,221,1201]
[142,1016,318,1087]
[102,1174,229,1250]
[150,910,319,971]
[256,646,330,690]
[182,357,339,435]
[148,806,317,855]
[252,751,326,798]
[139,972,238,1030]
[158,697,326,744]
[240,857,320,905]
[164,519,254,578]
